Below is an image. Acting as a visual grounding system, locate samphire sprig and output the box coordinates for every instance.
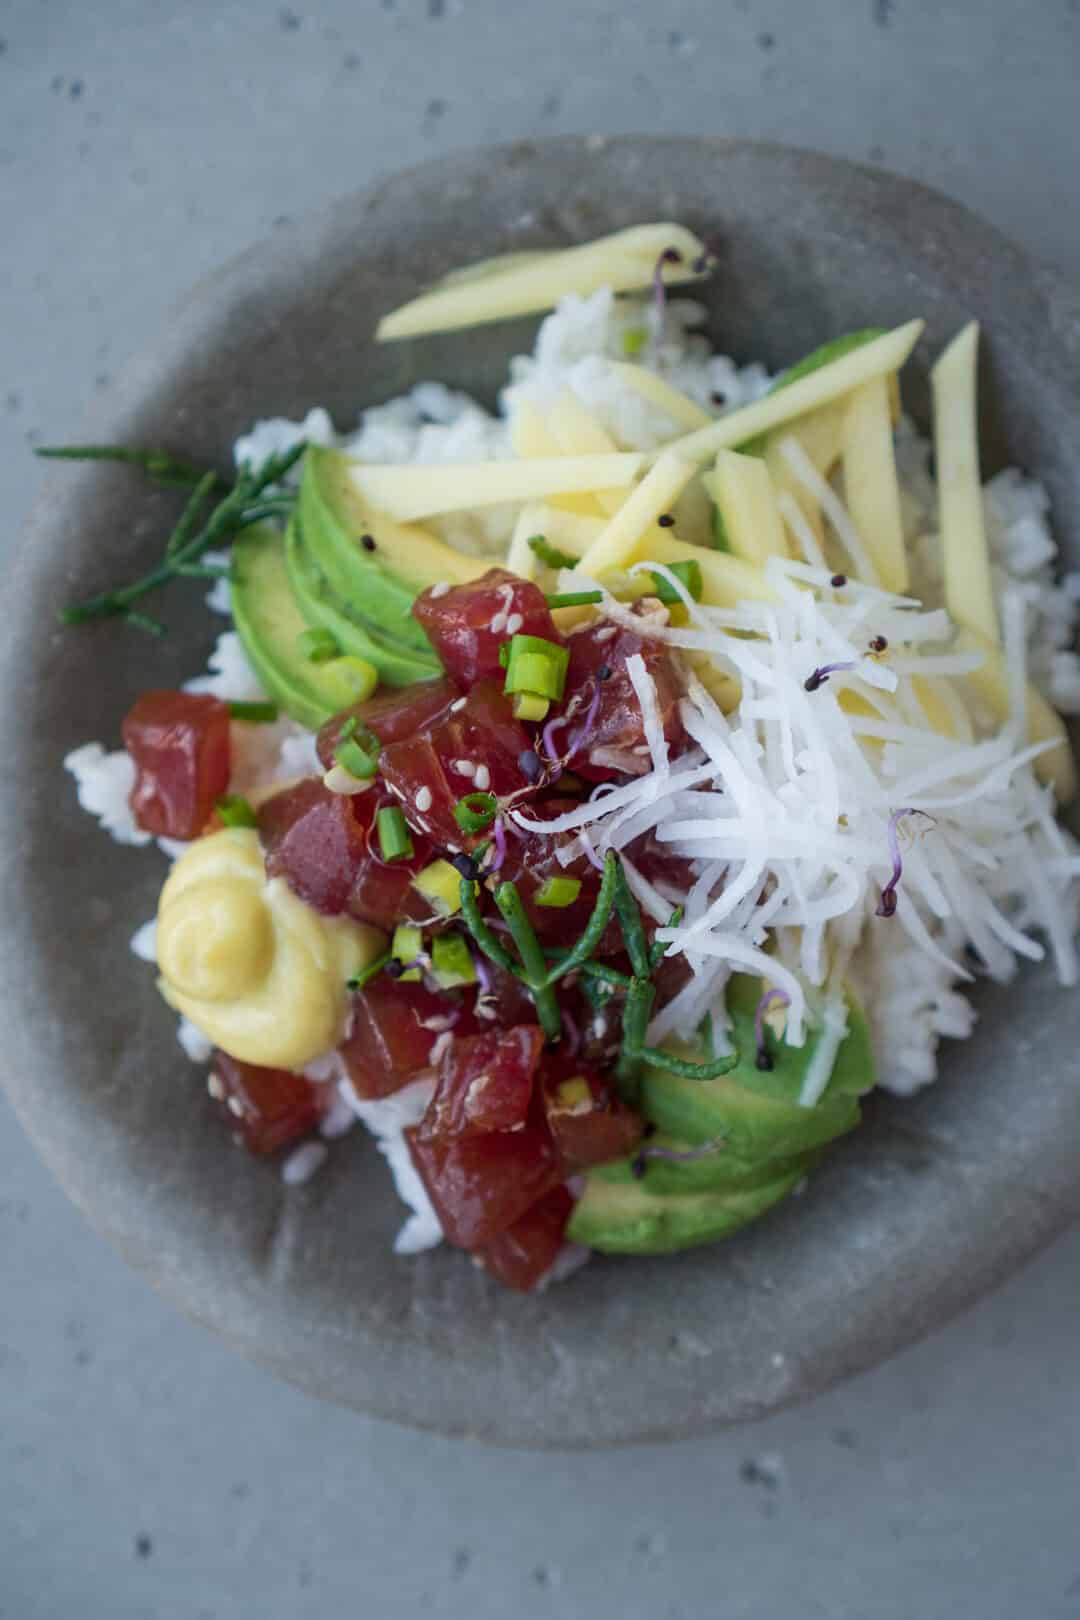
[56,441,305,634]
[458,849,738,1094]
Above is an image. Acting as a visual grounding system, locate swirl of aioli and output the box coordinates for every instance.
[156,828,384,1069]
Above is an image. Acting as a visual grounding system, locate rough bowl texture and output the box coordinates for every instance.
[3,137,1079,1448]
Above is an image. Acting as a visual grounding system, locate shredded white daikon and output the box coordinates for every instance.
[513,559,1079,1094]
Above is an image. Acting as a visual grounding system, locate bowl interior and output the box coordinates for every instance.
[3,137,1080,1447]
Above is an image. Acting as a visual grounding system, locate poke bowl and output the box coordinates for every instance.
[4,136,1080,1447]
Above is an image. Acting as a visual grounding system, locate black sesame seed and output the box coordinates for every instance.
[597,664,613,682]
[710,390,728,407]
[361,534,376,552]
[657,512,675,528]
[831,572,847,588]
[869,635,888,653]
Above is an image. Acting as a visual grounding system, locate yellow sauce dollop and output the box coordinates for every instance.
[156,828,384,1069]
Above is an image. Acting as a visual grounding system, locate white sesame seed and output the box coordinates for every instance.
[226,1096,245,1118]
[281,1140,329,1186]
[453,759,476,778]
[473,764,491,791]
[415,785,433,812]
[489,612,508,635]
[451,697,467,713]
[207,1072,225,1101]
[594,625,617,643]
[506,613,523,636]
[322,764,374,796]
[429,581,451,599]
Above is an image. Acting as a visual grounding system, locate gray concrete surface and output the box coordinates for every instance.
[2,2,1079,1616]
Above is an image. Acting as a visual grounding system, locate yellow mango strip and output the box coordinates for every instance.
[510,401,603,516]
[607,363,713,430]
[659,320,924,465]
[573,450,696,576]
[843,376,909,593]
[547,390,627,514]
[704,450,790,568]
[346,453,642,522]
[931,323,999,644]
[955,626,1076,804]
[376,223,709,340]
[634,533,780,608]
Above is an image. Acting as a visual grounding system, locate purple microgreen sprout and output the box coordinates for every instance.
[652,247,684,322]
[804,660,857,693]
[490,814,508,875]
[690,235,723,274]
[876,807,931,919]
[631,1135,726,1180]
[754,987,791,1072]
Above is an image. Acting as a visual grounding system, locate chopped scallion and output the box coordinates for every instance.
[227,700,279,724]
[377,805,414,862]
[214,794,258,828]
[391,923,423,982]
[545,590,603,609]
[347,949,392,991]
[334,730,380,779]
[431,933,476,987]
[296,627,341,663]
[318,655,378,706]
[535,875,583,908]
[504,633,570,702]
[527,535,577,571]
[512,692,550,722]
[453,792,498,834]
[648,559,703,604]
[413,859,464,917]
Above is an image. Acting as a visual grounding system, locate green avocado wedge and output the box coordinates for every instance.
[231,525,357,730]
[284,515,441,688]
[639,975,874,1165]
[568,1163,807,1255]
[588,1139,819,1199]
[300,446,500,658]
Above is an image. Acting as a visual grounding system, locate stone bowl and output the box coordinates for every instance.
[3,137,1079,1448]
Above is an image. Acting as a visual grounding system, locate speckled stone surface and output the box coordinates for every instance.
[4,5,1080,1616]
[3,137,1080,1451]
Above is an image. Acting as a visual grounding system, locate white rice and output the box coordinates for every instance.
[64,284,1080,1246]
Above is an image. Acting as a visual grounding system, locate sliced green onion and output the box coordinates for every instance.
[334,731,380,779]
[214,793,258,828]
[513,692,550,722]
[431,933,477,987]
[318,655,378,707]
[227,700,279,724]
[535,875,583,909]
[528,535,578,571]
[347,949,392,991]
[504,634,570,701]
[453,792,498,834]
[391,923,423,982]
[498,642,512,670]
[545,590,603,609]
[648,559,703,605]
[621,327,648,358]
[296,626,341,663]
[413,859,464,917]
[377,805,414,862]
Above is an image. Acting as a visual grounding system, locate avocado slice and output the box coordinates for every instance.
[284,515,441,688]
[588,1138,818,1198]
[639,975,873,1164]
[231,525,365,730]
[299,447,489,655]
[568,1163,806,1255]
